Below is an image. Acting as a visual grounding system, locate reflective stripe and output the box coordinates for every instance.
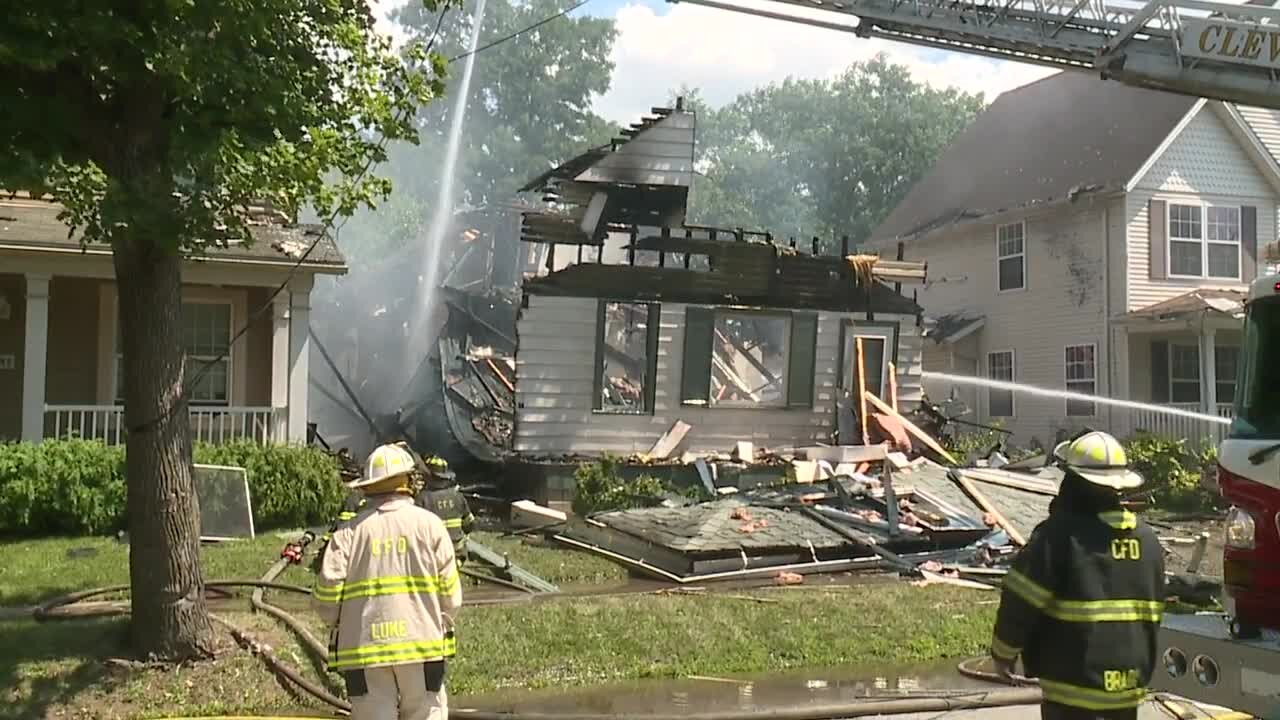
[990,634,1020,661]
[1098,511,1136,530]
[1002,568,1052,610]
[1039,679,1145,710]
[444,518,463,529]
[314,571,459,603]
[338,512,357,521]
[328,636,458,669]
[1050,599,1163,623]
[1003,569,1161,622]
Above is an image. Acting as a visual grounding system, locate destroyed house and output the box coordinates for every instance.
[509,98,931,457]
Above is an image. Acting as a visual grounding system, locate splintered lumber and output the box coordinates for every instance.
[647,420,691,460]
[467,540,560,593]
[888,361,898,412]
[856,338,870,445]
[961,468,1059,496]
[953,472,1027,546]
[863,391,958,466]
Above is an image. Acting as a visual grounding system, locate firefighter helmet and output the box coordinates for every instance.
[1052,430,1144,490]
[350,444,416,491]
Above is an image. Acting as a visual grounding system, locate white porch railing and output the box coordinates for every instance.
[44,405,284,445]
[1120,403,1234,446]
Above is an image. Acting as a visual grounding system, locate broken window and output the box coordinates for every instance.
[987,350,1014,418]
[1169,343,1201,404]
[594,302,658,414]
[679,308,818,409]
[1169,203,1240,280]
[996,222,1025,292]
[1064,344,1097,417]
[842,324,896,401]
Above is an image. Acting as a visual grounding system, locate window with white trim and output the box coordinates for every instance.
[1064,344,1097,417]
[114,301,233,406]
[987,350,1014,417]
[1169,343,1201,404]
[1168,202,1240,279]
[996,222,1025,292]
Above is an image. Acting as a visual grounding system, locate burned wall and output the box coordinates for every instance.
[512,293,923,456]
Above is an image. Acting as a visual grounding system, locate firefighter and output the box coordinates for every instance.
[990,429,1165,720]
[416,456,475,565]
[314,443,461,720]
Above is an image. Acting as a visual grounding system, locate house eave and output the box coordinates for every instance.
[0,243,349,275]
[887,187,1126,247]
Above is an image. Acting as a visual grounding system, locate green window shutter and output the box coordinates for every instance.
[1150,340,1170,404]
[592,300,607,411]
[644,303,661,412]
[681,306,714,405]
[787,312,819,408]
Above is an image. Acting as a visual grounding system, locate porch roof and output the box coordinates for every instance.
[0,194,346,271]
[1121,289,1248,324]
[923,312,984,345]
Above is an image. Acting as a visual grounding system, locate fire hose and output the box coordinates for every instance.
[27,535,1049,720]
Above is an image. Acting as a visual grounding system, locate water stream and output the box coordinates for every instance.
[403,0,489,381]
[921,371,1231,425]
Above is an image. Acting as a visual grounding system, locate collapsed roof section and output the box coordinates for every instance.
[520,98,697,244]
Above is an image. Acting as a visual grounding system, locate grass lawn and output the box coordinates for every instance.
[0,534,997,719]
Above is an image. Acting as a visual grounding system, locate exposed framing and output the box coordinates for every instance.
[706,307,793,409]
[996,221,1027,293]
[986,348,1016,418]
[1166,200,1243,281]
[1063,342,1098,417]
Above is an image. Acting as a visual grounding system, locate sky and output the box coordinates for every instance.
[374,0,1060,124]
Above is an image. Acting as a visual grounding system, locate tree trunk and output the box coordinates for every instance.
[113,236,216,660]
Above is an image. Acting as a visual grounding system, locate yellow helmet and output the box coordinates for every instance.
[1052,430,1144,490]
[350,444,416,491]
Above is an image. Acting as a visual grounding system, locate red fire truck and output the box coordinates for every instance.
[1150,271,1280,717]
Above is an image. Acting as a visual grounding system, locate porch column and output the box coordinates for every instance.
[287,281,312,443]
[21,274,51,442]
[1111,326,1130,436]
[271,294,290,441]
[1199,326,1217,416]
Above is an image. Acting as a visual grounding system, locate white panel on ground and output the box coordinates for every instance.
[193,463,256,540]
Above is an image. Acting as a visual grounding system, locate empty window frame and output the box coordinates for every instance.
[1064,343,1097,417]
[593,301,660,414]
[680,307,819,409]
[987,349,1015,418]
[841,323,897,402]
[996,222,1026,292]
[1169,343,1201,404]
[114,301,233,406]
[1168,203,1241,280]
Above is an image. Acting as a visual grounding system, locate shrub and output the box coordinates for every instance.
[572,454,672,516]
[0,438,343,536]
[1122,433,1221,513]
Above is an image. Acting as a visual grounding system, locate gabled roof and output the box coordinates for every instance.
[871,72,1197,242]
[0,194,346,270]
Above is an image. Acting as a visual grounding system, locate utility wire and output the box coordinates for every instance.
[449,0,595,63]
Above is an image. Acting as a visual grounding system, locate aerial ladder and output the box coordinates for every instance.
[672,0,1280,110]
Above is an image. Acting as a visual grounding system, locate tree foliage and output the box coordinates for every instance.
[342,0,620,263]
[0,0,453,659]
[686,55,985,248]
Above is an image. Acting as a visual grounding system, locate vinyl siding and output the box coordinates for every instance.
[1237,104,1280,264]
[903,204,1110,448]
[1126,104,1277,311]
[512,294,922,456]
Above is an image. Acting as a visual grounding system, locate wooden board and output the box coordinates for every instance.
[646,420,692,460]
[953,473,1027,546]
[863,391,959,465]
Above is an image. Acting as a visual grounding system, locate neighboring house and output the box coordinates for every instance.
[868,71,1280,449]
[0,194,347,445]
